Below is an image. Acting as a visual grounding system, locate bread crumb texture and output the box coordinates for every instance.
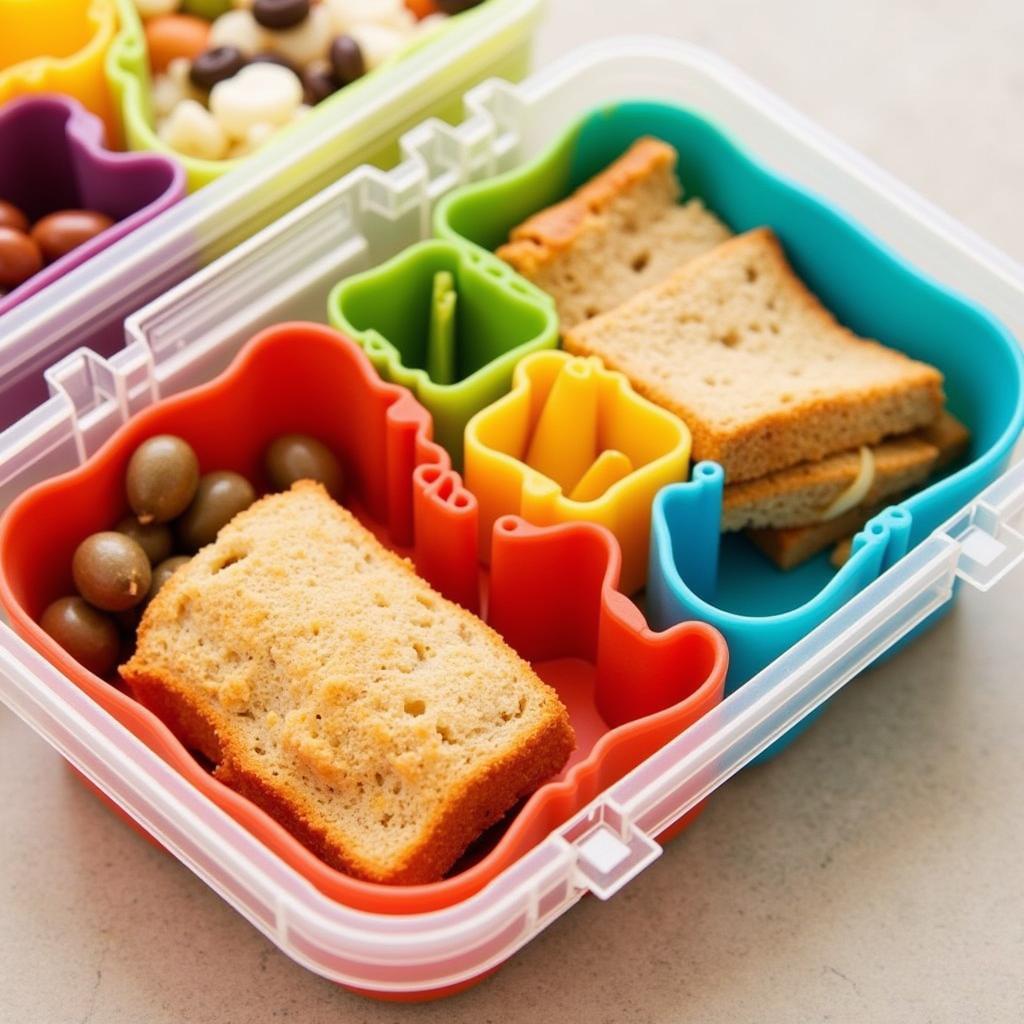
[121,482,574,884]
[497,136,732,329]
[566,227,945,482]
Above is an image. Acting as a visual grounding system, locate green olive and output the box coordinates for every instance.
[40,596,120,677]
[115,516,173,565]
[264,433,343,497]
[72,531,152,611]
[148,555,191,601]
[126,435,199,524]
[176,471,256,552]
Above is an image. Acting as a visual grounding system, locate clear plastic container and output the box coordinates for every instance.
[2,38,1024,998]
[0,0,541,429]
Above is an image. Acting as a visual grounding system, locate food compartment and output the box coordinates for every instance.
[649,463,913,688]
[0,321,727,915]
[0,0,123,141]
[108,0,531,189]
[0,94,184,317]
[438,99,1024,718]
[328,238,557,462]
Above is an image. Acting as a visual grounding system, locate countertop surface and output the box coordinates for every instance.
[2,1,1023,1021]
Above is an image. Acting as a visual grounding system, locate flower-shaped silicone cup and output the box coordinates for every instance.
[0,322,727,916]
[0,93,185,317]
[329,239,558,466]
[465,349,692,594]
[0,0,122,143]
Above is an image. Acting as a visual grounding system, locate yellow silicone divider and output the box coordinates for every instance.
[465,350,692,594]
[0,0,122,144]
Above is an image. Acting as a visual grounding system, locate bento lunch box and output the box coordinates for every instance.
[1,38,1024,999]
[0,0,542,429]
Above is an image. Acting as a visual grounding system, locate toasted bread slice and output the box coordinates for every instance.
[497,137,732,329]
[722,434,939,532]
[565,227,945,482]
[121,482,574,885]
[747,412,970,569]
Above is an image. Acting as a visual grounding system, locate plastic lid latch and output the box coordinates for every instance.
[562,800,661,900]
[945,499,1024,592]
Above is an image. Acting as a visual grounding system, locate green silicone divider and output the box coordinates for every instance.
[328,239,558,465]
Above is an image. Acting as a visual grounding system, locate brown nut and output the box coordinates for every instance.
[115,516,174,565]
[40,596,120,677]
[0,226,43,288]
[72,532,153,612]
[31,209,115,263]
[177,471,256,551]
[264,433,343,497]
[126,435,200,524]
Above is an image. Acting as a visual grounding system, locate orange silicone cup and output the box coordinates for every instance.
[0,322,727,916]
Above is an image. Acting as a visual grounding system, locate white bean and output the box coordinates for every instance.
[325,0,414,33]
[208,8,268,55]
[209,62,303,140]
[263,3,332,68]
[346,21,407,69]
[414,12,448,37]
[152,73,186,118]
[227,120,276,158]
[158,99,230,160]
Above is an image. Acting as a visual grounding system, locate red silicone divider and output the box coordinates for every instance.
[0,322,728,916]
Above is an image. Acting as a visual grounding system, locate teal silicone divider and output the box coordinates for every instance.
[437,99,1024,754]
[328,239,558,465]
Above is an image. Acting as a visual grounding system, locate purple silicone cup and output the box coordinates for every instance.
[0,94,186,317]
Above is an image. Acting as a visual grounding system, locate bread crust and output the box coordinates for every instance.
[746,411,970,568]
[746,504,887,570]
[127,658,572,884]
[496,136,679,272]
[496,137,732,329]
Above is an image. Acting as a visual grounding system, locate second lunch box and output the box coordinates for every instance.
[0,0,542,428]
